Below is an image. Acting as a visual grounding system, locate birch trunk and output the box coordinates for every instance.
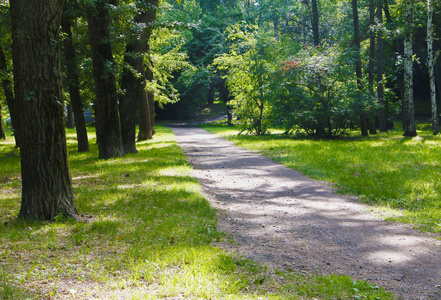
[377,0,388,132]
[352,0,368,136]
[403,0,417,136]
[427,0,438,135]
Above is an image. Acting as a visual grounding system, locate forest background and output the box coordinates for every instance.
[0,0,440,298]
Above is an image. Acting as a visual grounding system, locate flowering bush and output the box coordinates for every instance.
[271,47,375,137]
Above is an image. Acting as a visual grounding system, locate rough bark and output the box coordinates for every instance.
[134,0,158,140]
[352,0,368,136]
[120,45,140,153]
[10,0,77,220]
[366,0,377,134]
[376,0,388,132]
[427,0,438,135]
[311,0,320,46]
[403,0,417,137]
[0,45,21,145]
[87,0,124,159]
[61,12,89,152]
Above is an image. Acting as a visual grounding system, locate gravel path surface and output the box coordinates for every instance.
[171,125,441,300]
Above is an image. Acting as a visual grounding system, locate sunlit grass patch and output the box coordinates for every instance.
[203,123,441,234]
[0,126,393,299]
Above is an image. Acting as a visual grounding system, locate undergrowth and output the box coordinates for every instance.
[0,126,392,299]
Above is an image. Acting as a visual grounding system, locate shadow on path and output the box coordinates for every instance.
[171,125,441,300]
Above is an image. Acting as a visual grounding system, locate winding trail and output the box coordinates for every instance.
[171,125,441,299]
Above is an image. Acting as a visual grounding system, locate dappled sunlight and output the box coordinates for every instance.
[155,165,192,177]
[72,173,100,181]
[366,250,413,264]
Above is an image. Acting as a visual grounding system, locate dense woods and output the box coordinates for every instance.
[0,0,440,219]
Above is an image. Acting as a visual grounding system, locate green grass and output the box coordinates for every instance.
[202,123,441,234]
[0,126,392,299]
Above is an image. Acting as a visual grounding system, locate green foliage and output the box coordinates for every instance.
[271,46,377,137]
[214,25,279,135]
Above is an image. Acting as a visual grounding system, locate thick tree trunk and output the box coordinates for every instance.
[134,0,158,140]
[352,0,368,136]
[368,0,377,134]
[61,12,89,152]
[119,45,140,153]
[403,0,417,136]
[0,45,21,145]
[87,0,124,159]
[311,0,320,46]
[119,0,158,149]
[376,0,388,132]
[427,0,438,135]
[10,0,76,220]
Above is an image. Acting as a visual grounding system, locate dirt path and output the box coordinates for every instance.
[171,125,441,300]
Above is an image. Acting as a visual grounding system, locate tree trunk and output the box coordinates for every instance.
[146,63,156,136]
[87,0,124,159]
[10,0,77,220]
[148,90,156,135]
[352,0,368,136]
[427,0,438,135]
[368,0,377,134]
[376,0,388,132]
[403,0,417,136]
[0,102,5,139]
[66,102,74,128]
[311,0,320,46]
[137,88,153,141]
[134,0,158,139]
[61,12,89,152]
[119,44,140,153]
[0,45,21,145]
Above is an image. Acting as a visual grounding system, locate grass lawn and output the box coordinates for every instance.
[0,126,392,299]
[202,122,441,234]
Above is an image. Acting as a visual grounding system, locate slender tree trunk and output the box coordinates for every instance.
[61,12,89,152]
[368,0,377,134]
[403,0,417,136]
[427,0,438,135]
[311,0,320,46]
[87,0,124,159]
[0,102,5,139]
[352,0,368,136]
[137,88,153,141]
[376,0,388,132]
[66,102,74,128]
[146,66,156,135]
[0,45,21,145]
[10,0,76,220]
